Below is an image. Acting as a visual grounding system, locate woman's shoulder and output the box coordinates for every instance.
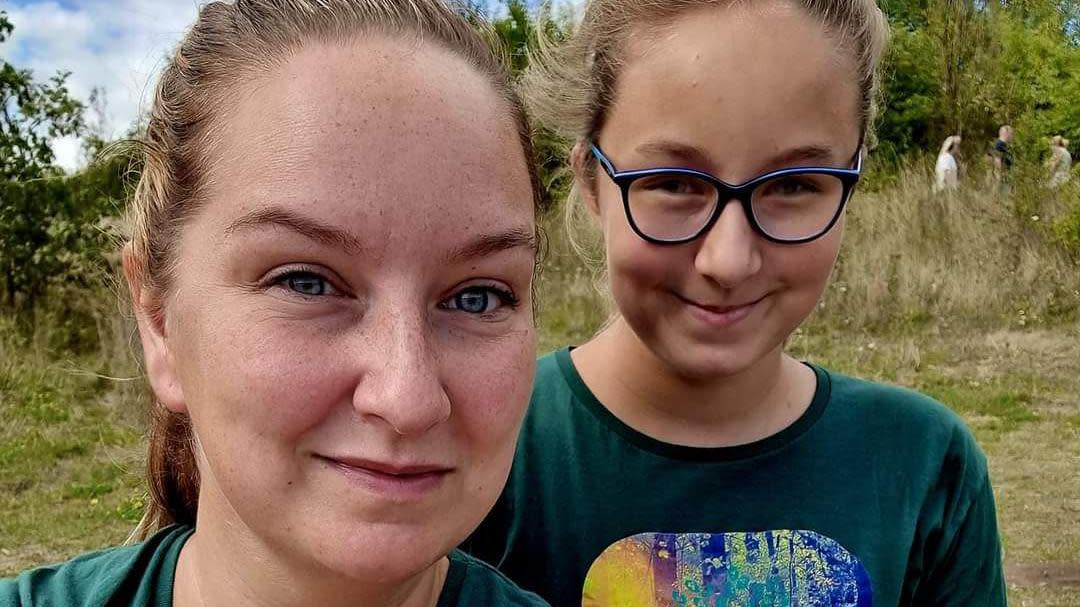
[441,549,550,606]
[0,525,192,607]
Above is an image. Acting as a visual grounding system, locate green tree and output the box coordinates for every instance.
[1,11,86,181]
[487,1,575,202]
[1,10,96,308]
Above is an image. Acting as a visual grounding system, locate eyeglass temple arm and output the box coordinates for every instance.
[590,143,618,176]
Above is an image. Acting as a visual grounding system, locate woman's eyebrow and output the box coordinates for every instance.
[445,227,537,264]
[224,206,364,255]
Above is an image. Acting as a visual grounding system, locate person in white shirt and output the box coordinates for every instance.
[934,135,961,192]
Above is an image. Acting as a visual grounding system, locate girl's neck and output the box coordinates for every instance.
[572,318,817,449]
[172,487,448,607]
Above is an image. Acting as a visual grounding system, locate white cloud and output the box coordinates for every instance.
[3,0,201,171]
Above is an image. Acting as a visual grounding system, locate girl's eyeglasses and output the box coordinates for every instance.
[590,143,863,245]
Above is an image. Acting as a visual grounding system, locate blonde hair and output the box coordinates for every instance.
[940,135,961,155]
[126,0,545,539]
[523,0,889,280]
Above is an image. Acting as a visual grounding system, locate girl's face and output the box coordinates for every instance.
[135,39,536,582]
[584,1,861,380]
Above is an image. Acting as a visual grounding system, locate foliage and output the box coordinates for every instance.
[1052,183,1080,256]
[877,0,1080,167]
[0,151,131,317]
[0,11,86,181]
[1,0,1078,327]
[487,1,576,206]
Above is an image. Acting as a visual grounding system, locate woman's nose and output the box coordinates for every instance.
[350,307,451,436]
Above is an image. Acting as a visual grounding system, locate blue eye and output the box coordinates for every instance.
[444,286,517,315]
[275,271,337,297]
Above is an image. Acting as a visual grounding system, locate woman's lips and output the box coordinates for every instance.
[316,455,453,499]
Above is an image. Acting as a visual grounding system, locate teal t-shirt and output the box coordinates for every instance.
[1,525,549,606]
[465,348,1007,607]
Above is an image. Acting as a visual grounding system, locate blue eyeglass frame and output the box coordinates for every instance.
[590,143,864,245]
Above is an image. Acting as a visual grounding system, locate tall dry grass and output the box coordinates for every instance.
[821,167,1079,331]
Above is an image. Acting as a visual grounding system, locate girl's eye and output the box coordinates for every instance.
[274,271,339,297]
[639,175,708,196]
[658,179,693,194]
[765,176,820,196]
[443,286,518,315]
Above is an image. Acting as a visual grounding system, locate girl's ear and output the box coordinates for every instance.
[123,244,187,414]
[570,141,601,217]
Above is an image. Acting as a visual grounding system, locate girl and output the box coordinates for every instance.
[466,1,1007,605]
[1,1,550,605]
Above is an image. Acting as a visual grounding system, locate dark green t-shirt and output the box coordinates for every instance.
[1,525,549,606]
[465,349,1006,607]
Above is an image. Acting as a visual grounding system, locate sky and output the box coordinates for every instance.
[1,0,558,172]
[3,0,204,170]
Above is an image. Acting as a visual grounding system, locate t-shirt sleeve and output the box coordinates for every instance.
[917,443,1007,605]
[0,577,22,606]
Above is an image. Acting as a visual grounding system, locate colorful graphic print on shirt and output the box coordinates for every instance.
[582,530,872,607]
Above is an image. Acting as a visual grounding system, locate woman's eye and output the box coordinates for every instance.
[443,286,518,315]
[274,271,339,297]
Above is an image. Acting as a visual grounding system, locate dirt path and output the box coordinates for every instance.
[1007,562,1080,588]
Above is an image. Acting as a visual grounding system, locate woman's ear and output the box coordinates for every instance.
[123,244,187,414]
[570,141,602,217]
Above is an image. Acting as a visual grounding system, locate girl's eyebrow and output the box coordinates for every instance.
[224,206,364,255]
[633,140,715,168]
[764,144,840,169]
[633,139,842,171]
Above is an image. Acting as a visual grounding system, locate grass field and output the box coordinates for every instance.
[2,317,1079,604]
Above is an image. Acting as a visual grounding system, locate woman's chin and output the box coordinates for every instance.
[322,539,448,585]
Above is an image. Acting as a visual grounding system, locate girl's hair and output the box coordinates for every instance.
[1051,135,1063,147]
[523,0,889,270]
[126,0,546,539]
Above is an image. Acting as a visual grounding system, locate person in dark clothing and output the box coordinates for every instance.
[992,124,1014,191]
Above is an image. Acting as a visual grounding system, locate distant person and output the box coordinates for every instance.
[0,1,551,606]
[992,125,1014,190]
[934,135,961,192]
[1048,135,1072,188]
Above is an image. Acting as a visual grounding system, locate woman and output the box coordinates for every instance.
[466,0,1007,605]
[1049,135,1072,188]
[934,135,961,192]
[1,1,550,605]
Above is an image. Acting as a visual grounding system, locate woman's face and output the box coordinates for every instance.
[136,38,536,581]
[585,1,861,380]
